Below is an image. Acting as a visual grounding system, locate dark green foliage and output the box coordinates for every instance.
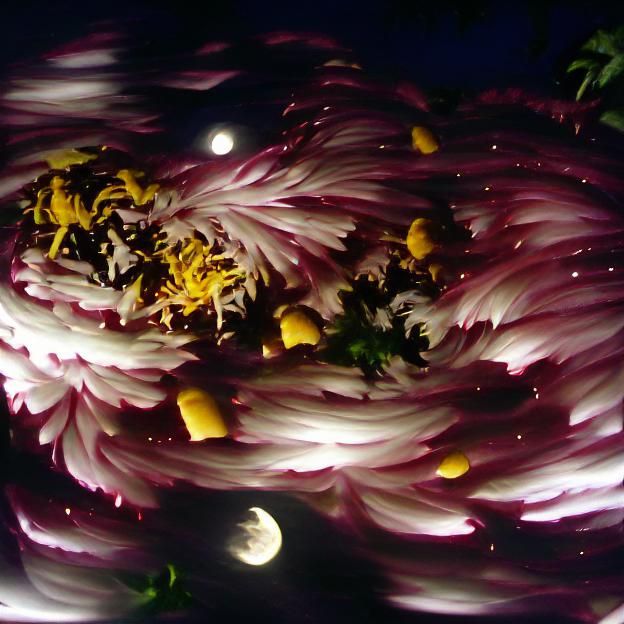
[567,24,624,131]
[320,270,430,376]
[122,563,193,615]
[600,108,624,131]
[323,306,405,373]
[0,203,24,227]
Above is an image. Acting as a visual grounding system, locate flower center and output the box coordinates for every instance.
[29,166,159,260]
[157,238,246,331]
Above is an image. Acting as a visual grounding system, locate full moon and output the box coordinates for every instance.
[210,131,234,155]
[229,507,283,566]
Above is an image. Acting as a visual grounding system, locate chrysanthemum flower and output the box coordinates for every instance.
[0,487,150,623]
[1,30,624,624]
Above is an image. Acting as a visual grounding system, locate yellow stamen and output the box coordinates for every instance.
[92,185,126,215]
[116,169,159,206]
[45,149,97,169]
[48,226,68,260]
[32,177,93,258]
[158,238,245,329]
[29,164,159,260]
[33,189,50,225]
[49,177,84,226]
[411,126,439,154]
[280,309,321,349]
[129,274,144,300]
[176,387,228,441]
[406,218,436,261]
[75,194,93,229]
[428,263,443,282]
[436,450,470,479]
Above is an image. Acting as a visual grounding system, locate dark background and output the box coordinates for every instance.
[2,2,624,623]
[3,1,624,92]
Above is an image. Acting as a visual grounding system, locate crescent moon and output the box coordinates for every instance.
[229,507,283,566]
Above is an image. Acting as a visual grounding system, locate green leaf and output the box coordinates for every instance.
[597,53,624,88]
[582,30,619,57]
[567,58,599,73]
[322,308,402,372]
[614,25,624,47]
[600,109,624,132]
[119,564,193,613]
[576,69,598,101]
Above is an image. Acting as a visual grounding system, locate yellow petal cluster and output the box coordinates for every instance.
[159,238,245,329]
[31,168,159,259]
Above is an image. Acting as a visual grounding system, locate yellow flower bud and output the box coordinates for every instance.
[411,126,439,154]
[436,450,470,479]
[280,309,321,349]
[176,387,228,441]
[407,218,436,260]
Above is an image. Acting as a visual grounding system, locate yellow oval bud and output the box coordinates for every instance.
[407,218,436,260]
[280,309,321,350]
[411,126,439,154]
[436,450,470,479]
[176,387,228,441]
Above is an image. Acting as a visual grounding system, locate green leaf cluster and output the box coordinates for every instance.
[122,563,193,615]
[320,275,429,375]
[567,25,624,131]
[322,307,406,373]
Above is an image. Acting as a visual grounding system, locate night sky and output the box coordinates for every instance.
[3,1,624,90]
[2,2,624,623]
